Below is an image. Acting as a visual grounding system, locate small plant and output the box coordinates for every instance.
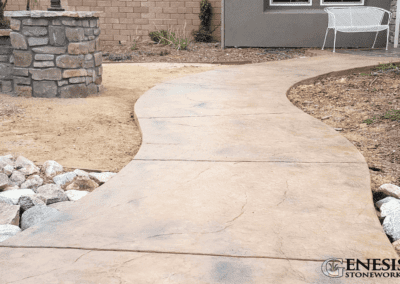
[360,72,371,76]
[130,40,137,51]
[149,30,171,45]
[0,0,9,29]
[383,109,400,121]
[191,0,220,42]
[363,116,377,125]
[150,23,191,50]
[375,63,397,72]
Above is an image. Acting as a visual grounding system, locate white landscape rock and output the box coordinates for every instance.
[383,210,400,242]
[9,171,26,187]
[73,169,89,178]
[49,201,73,212]
[2,164,14,176]
[35,184,69,204]
[0,173,9,190]
[66,176,98,192]
[53,172,77,187]
[380,199,400,218]
[20,205,60,230]
[20,175,43,190]
[15,156,39,175]
[0,225,21,242]
[18,194,46,212]
[0,156,14,167]
[43,160,64,178]
[0,203,20,226]
[89,172,117,184]
[0,189,35,205]
[65,190,89,201]
[376,184,400,199]
[0,196,13,205]
[376,197,399,209]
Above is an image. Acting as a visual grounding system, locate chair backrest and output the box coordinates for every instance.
[325,7,386,28]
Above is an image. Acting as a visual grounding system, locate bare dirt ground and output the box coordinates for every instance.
[0,63,225,172]
[288,63,400,200]
[0,43,312,172]
[102,41,310,64]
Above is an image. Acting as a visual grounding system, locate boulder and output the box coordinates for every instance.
[1,164,14,176]
[53,172,76,187]
[20,205,60,230]
[20,175,43,190]
[35,184,68,204]
[0,173,9,190]
[0,203,20,226]
[0,189,35,204]
[9,171,25,186]
[0,225,21,242]
[18,194,46,212]
[65,190,89,201]
[15,156,39,175]
[376,197,399,209]
[380,199,400,218]
[65,176,98,192]
[383,210,400,242]
[73,169,89,178]
[0,156,13,167]
[43,160,64,178]
[376,184,400,199]
[89,172,117,184]
[0,196,14,205]
[49,201,73,212]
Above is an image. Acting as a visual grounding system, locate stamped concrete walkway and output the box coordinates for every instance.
[1,52,400,283]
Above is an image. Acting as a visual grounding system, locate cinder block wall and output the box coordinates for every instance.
[5,0,222,46]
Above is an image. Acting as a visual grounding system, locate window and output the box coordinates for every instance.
[269,0,364,6]
[320,0,364,5]
[269,0,312,6]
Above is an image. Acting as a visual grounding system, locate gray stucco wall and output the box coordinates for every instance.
[225,0,392,48]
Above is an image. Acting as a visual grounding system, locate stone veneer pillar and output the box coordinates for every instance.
[0,29,13,93]
[4,11,103,98]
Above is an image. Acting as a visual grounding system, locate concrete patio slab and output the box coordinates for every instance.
[1,52,400,283]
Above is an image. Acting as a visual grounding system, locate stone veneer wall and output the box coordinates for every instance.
[5,11,103,98]
[0,30,13,93]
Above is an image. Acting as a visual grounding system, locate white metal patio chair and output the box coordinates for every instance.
[322,7,392,53]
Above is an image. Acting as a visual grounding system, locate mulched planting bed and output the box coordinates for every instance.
[101,41,311,64]
[288,63,400,197]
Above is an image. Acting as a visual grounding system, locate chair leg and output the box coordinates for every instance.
[333,30,337,53]
[372,31,379,49]
[322,28,329,50]
[386,28,390,50]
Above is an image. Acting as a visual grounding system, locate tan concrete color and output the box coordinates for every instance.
[1,53,400,283]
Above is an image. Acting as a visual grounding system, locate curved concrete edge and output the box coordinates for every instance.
[1,54,400,283]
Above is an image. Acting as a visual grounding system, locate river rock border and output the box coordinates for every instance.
[4,11,103,98]
[0,154,116,242]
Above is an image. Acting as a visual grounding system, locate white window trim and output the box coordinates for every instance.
[320,0,365,6]
[269,0,312,6]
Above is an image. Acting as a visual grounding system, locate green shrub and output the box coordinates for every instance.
[191,0,219,42]
[149,29,190,50]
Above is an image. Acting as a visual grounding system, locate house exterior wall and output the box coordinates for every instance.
[225,0,393,48]
[4,0,222,46]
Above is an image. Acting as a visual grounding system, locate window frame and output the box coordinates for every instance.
[269,0,312,7]
[320,0,365,6]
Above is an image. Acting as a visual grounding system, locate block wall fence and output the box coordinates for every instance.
[5,0,222,46]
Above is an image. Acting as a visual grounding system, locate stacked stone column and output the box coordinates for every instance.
[6,11,103,98]
[0,29,13,93]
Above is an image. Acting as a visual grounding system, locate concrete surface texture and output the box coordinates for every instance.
[1,53,400,283]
